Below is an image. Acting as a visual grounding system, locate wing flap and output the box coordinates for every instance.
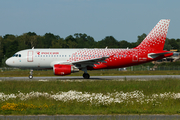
[71,56,109,68]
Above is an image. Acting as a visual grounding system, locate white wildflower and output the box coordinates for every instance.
[0,90,179,105]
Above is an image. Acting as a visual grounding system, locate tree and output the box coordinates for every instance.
[136,33,147,46]
[119,40,131,48]
[27,32,37,36]
[168,38,179,50]
[0,36,3,66]
[96,36,119,48]
[51,37,65,48]
[65,35,77,48]
[43,33,59,48]
[6,40,19,57]
[130,42,137,48]
[17,34,29,50]
[3,34,18,58]
[74,33,96,48]
[164,38,172,50]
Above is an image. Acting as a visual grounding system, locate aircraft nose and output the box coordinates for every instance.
[5,58,12,66]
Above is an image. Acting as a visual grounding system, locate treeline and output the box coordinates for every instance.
[0,32,180,67]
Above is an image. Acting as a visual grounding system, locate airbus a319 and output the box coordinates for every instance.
[6,19,173,79]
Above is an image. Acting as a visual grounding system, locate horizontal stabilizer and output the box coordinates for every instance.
[148,52,173,59]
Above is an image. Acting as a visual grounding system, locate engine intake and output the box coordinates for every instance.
[53,64,79,76]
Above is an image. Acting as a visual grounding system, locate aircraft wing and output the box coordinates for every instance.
[50,56,109,68]
[71,56,109,68]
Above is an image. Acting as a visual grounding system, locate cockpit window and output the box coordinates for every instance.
[13,54,21,57]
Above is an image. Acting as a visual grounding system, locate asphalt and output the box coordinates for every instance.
[1,115,180,120]
[0,75,180,80]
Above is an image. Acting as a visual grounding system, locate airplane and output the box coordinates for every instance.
[5,19,173,79]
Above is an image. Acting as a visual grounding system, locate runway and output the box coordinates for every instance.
[1,115,180,120]
[0,75,180,80]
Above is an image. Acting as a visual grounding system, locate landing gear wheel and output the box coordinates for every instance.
[29,75,33,79]
[29,69,33,79]
[83,73,90,79]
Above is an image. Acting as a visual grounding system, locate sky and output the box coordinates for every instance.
[0,0,180,42]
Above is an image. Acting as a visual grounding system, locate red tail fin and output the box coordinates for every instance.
[135,19,170,50]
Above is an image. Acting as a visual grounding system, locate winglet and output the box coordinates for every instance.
[135,19,170,50]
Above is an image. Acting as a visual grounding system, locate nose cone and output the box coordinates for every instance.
[5,58,12,66]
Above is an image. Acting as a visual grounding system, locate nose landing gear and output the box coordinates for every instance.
[29,69,33,79]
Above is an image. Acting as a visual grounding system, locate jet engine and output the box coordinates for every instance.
[53,64,79,76]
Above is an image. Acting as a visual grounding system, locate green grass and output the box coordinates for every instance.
[0,79,180,114]
[0,78,179,94]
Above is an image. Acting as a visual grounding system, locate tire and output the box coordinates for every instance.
[83,73,90,79]
[29,75,33,79]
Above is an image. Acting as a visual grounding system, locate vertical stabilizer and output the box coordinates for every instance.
[135,19,170,50]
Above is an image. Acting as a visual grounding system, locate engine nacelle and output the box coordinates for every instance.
[53,64,79,76]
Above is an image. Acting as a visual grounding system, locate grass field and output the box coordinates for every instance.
[0,79,180,115]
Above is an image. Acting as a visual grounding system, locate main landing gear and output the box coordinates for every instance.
[82,67,90,79]
[29,69,33,79]
[83,73,90,79]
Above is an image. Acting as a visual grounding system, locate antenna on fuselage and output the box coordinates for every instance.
[105,46,108,49]
[32,47,34,49]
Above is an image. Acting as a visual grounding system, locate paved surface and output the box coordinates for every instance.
[0,75,180,80]
[1,115,180,120]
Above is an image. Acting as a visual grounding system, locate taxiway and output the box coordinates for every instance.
[0,75,180,80]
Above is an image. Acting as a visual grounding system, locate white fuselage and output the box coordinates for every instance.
[6,48,134,69]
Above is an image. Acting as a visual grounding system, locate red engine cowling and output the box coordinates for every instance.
[53,64,79,76]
